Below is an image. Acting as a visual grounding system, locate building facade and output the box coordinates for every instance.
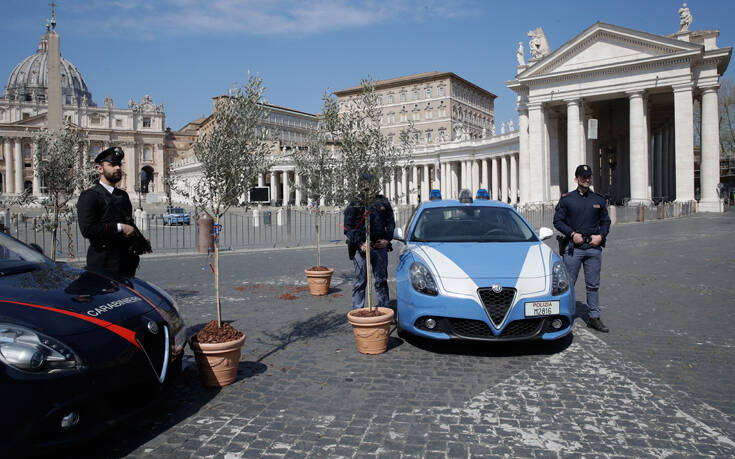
[0,21,172,202]
[507,12,731,211]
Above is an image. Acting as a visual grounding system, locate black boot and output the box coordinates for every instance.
[587,317,609,333]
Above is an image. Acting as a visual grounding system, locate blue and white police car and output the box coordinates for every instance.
[394,189,574,342]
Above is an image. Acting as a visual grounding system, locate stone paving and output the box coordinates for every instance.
[59,210,735,458]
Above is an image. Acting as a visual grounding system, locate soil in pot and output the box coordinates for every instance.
[194,320,244,344]
[304,267,334,296]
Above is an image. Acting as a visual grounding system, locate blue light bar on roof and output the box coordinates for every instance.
[429,189,441,200]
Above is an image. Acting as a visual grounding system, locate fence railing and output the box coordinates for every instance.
[3,201,699,260]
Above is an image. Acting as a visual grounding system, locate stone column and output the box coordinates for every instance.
[566,99,581,192]
[501,155,509,203]
[14,138,22,193]
[481,159,488,190]
[258,173,265,187]
[528,103,544,203]
[439,163,446,198]
[510,153,518,204]
[547,114,560,200]
[282,170,290,206]
[294,173,302,206]
[700,86,722,211]
[518,105,530,203]
[4,138,13,194]
[154,144,164,194]
[450,162,458,199]
[411,165,418,205]
[491,157,499,200]
[654,131,663,199]
[662,125,670,200]
[32,143,40,195]
[433,160,440,193]
[401,166,409,205]
[422,164,429,201]
[389,170,395,201]
[471,159,480,193]
[673,85,694,202]
[270,170,278,204]
[628,91,650,205]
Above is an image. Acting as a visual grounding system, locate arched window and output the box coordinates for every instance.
[23,144,31,158]
[143,147,152,161]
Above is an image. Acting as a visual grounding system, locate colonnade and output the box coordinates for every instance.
[257,153,520,207]
[0,136,40,194]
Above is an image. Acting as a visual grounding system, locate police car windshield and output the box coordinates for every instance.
[0,232,49,275]
[410,206,537,243]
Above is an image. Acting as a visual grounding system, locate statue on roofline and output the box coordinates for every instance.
[678,3,692,32]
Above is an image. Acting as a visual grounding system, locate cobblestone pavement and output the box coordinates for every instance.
[56,211,735,458]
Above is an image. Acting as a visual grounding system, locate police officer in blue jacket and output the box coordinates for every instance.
[553,164,612,332]
[343,173,395,310]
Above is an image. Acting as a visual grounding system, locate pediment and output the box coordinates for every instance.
[519,22,702,79]
[10,113,47,128]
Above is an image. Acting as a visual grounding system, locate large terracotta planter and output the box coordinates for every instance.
[189,334,246,387]
[304,268,334,296]
[347,307,394,354]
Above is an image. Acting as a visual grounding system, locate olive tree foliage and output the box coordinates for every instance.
[169,74,274,327]
[32,123,96,260]
[304,78,415,310]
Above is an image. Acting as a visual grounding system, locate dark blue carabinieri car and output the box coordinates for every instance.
[0,231,185,452]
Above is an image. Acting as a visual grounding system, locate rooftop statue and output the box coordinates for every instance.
[678,3,692,32]
[516,41,525,66]
[528,27,551,59]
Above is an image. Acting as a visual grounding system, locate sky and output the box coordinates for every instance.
[1,0,734,131]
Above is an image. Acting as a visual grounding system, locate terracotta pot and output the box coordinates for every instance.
[347,307,394,355]
[189,334,246,387]
[304,268,334,296]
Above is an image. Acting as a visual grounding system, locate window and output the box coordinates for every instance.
[438,86,445,97]
[377,95,383,105]
[439,107,446,117]
[388,94,394,104]
[400,112,407,122]
[388,134,395,145]
[90,115,101,125]
[426,130,432,143]
[65,115,72,123]
[143,117,151,128]
[438,128,446,142]
[143,147,152,161]
[22,113,30,120]
[389,113,395,124]
[426,109,433,120]
[115,118,123,127]
[412,89,419,101]
[425,88,432,98]
[399,91,406,102]
[413,112,420,121]
[23,145,31,158]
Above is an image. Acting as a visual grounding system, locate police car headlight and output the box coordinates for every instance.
[552,261,570,295]
[410,262,438,296]
[0,324,82,373]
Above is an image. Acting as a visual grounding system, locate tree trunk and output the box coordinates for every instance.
[51,202,59,262]
[316,207,320,267]
[365,211,372,311]
[215,214,222,327]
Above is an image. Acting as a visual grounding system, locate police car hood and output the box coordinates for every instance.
[415,242,550,279]
[0,264,156,337]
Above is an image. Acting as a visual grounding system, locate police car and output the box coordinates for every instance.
[0,231,185,451]
[394,189,574,342]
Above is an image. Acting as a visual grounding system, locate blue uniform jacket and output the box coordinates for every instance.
[343,195,395,249]
[553,189,611,250]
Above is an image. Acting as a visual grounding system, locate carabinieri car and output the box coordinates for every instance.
[394,190,574,342]
[0,231,185,452]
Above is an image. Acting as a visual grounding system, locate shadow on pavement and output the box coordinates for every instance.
[401,331,574,357]
[255,310,347,362]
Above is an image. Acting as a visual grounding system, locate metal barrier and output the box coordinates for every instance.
[6,206,415,259]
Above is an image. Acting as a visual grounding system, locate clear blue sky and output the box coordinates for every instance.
[1,1,733,131]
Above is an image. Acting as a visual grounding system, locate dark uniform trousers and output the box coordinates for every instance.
[553,189,611,319]
[76,182,140,277]
[344,195,395,310]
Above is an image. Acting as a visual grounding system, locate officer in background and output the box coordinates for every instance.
[344,173,395,310]
[76,146,143,276]
[553,164,611,332]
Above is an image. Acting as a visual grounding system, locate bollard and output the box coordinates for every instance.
[198,214,213,253]
[277,208,283,226]
[264,211,272,225]
[637,205,645,222]
[140,210,149,231]
[608,205,617,226]
[658,205,664,219]
[252,208,259,227]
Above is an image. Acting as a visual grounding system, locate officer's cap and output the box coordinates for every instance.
[575,164,592,177]
[95,146,124,165]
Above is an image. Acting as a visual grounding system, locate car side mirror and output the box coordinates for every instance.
[538,227,554,241]
[393,227,405,243]
[28,243,44,255]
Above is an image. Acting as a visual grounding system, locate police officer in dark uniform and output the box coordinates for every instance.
[76,146,141,276]
[553,164,612,332]
[344,173,395,310]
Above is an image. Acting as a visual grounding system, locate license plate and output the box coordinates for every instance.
[525,301,560,317]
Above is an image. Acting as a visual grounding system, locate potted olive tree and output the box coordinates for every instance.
[320,79,415,354]
[33,123,96,260]
[170,75,272,386]
[292,116,340,295]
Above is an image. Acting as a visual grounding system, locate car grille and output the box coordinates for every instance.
[447,317,544,339]
[120,314,170,383]
[477,287,516,328]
